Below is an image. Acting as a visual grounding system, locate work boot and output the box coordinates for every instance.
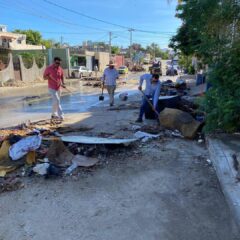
[135,118,143,123]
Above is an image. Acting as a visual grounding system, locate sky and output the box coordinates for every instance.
[0,0,181,48]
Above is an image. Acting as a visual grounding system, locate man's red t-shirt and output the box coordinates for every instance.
[43,64,64,91]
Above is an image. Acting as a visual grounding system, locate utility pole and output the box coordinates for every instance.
[60,36,63,48]
[109,32,112,59]
[129,28,134,61]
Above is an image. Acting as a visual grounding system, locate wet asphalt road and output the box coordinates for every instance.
[0,72,142,128]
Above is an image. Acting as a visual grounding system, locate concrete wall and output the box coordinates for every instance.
[95,52,109,72]
[10,43,44,50]
[48,48,70,77]
[0,54,15,84]
[19,55,46,82]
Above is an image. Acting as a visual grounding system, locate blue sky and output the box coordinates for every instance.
[0,0,181,48]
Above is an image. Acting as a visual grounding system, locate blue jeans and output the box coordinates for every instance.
[138,95,159,120]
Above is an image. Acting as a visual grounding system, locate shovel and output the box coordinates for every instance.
[99,84,104,101]
[140,90,161,124]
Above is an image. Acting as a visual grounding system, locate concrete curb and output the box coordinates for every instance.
[207,137,240,228]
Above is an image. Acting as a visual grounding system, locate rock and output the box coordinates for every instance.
[46,140,73,167]
[159,108,202,139]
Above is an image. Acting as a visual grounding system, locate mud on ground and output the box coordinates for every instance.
[0,94,239,240]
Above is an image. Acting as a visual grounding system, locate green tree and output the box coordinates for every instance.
[170,0,240,132]
[146,43,169,59]
[12,29,63,49]
[111,46,120,54]
[13,29,42,45]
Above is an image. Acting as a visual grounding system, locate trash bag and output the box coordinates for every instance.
[9,135,42,161]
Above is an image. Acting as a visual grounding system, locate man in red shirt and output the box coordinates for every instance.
[43,57,66,120]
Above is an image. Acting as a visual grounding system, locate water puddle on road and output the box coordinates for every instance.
[21,92,105,114]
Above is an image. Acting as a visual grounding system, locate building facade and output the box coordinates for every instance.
[0,24,44,50]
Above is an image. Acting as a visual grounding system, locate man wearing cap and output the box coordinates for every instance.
[43,57,66,121]
[102,60,119,106]
[136,73,161,123]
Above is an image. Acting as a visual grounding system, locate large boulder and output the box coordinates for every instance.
[159,108,201,139]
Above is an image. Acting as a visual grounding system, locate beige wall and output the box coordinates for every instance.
[19,55,46,82]
[9,43,45,50]
[95,52,109,72]
[0,54,15,84]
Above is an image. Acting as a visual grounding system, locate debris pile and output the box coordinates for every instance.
[0,124,139,193]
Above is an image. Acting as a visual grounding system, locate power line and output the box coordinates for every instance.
[42,0,175,35]
[43,0,129,29]
[0,0,109,32]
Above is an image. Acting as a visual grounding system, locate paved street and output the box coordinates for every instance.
[0,72,239,239]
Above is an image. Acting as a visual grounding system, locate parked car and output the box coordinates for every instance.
[118,66,128,74]
[71,66,92,78]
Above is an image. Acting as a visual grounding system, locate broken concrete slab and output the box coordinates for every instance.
[61,136,138,145]
[159,108,201,139]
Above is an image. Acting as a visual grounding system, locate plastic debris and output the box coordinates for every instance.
[131,125,141,131]
[9,135,42,161]
[134,131,161,142]
[65,155,99,175]
[206,159,212,165]
[33,163,50,175]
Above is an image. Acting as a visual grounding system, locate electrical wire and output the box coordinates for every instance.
[42,0,177,35]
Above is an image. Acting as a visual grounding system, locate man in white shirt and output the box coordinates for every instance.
[102,60,119,106]
[136,73,161,123]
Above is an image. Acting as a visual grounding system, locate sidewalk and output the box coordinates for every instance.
[207,134,240,228]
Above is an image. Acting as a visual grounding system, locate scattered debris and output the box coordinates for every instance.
[0,177,24,194]
[171,130,184,138]
[9,135,42,161]
[0,140,22,177]
[65,155,98,175]
[206,159,212,165]
[61,135,138,145]
[56,126,93,134]
[134,131,161,142]
[46,140,74,167]
[132,125,141,131]
[33,163,50,175]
